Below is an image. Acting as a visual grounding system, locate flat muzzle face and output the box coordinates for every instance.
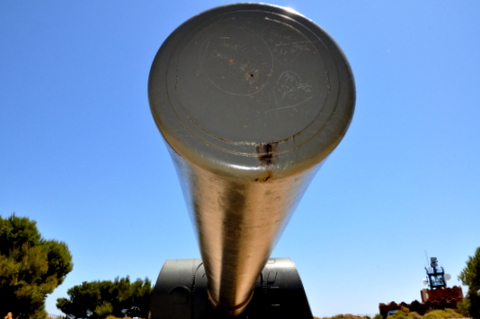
[149,3,355,315]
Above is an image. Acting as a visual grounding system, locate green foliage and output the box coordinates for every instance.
[457,297,471,317]
[422,309,463,319]
[56,276,152,319]
[386,307,421,319]
[321,310,465,319]
[459,247,480,293]
[378,308,463,319]
[0,213,73,319]
[458,247,480,319]
[95,302,113,318]
[467,292,480,319]
[322,315,369,319]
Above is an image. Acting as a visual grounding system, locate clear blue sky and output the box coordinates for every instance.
[1,1,479,317]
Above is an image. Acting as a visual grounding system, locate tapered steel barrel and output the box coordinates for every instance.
[148,3,355,315]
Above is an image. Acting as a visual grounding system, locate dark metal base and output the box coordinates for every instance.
[150,258,313,319]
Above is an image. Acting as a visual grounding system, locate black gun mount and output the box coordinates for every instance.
[148,3,355,318]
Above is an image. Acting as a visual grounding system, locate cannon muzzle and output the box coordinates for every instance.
[148,3,355,316]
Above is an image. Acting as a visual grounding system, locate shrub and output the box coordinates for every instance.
[388,307,421,319]
[423,309,463,319]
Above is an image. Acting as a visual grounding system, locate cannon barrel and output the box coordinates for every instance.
[148,3,355,315]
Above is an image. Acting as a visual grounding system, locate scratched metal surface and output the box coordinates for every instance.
[149,3,355,314]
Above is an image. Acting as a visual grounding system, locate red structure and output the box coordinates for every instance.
[378,257,463,318]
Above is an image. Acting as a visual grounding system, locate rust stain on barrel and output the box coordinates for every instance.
[255,142,277,182]
[256,142,276,165]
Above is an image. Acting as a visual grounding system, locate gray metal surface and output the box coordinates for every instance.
[150,258,313,319]
[149,3,355,313]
